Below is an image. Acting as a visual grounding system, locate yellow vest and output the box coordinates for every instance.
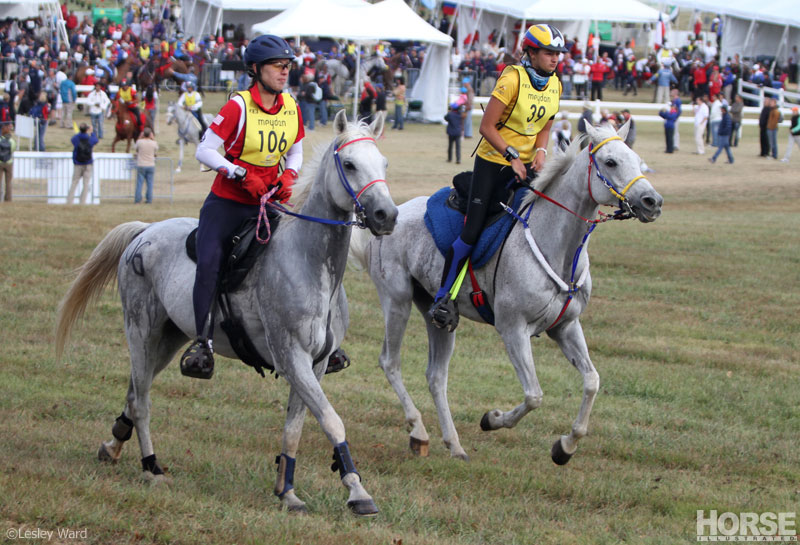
[477,65,561,165]
[139,45,150,60]
[183,91,198,108]
[236,90,299,168]
[118,87,134,102]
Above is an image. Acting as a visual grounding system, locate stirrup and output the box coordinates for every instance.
[427,297,459,332]
[180,338,215,379]
[325,348,351,374]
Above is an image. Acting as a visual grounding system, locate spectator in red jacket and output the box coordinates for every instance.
[692,61,709,99]
[590,53,610,101]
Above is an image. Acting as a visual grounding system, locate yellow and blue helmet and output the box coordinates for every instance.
[523,24,568,53]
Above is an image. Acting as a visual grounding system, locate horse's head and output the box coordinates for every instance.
[331,110,398,236]
[584,123,663,223]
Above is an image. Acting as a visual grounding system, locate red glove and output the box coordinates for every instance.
[272,169,297,203]
[241,172,269,200]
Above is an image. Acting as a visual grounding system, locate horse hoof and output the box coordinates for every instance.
[97,442,118,464]
[141,471,172,485]
[286,503,309,515]
[451,451,470,462]
[347,499,379,517]
[551,438,574,466]
[409,436,429,457]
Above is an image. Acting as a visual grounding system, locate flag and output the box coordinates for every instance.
[654,14,665,48]
[73,121,79,133]
[442,1,457,16]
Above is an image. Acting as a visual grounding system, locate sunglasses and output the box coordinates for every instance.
[269,61,291,71]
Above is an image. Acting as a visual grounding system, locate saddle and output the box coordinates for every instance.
[186,214,280,376]
[423,172,527,270]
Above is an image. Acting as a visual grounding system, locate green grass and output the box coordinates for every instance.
[1,115,799,544]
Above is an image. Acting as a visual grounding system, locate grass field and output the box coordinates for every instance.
[1,91,799,544]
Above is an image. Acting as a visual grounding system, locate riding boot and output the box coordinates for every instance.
[427,236,473,332]
[180,337,215,379]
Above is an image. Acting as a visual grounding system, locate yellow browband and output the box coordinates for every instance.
[589,135,646,199]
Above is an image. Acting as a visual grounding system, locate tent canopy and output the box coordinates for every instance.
[666,0,800,29]
[521,0,661,24]
[222,0,293,10]
[251,0,452,123]
[666,0,800,64]
[251,0,452,45]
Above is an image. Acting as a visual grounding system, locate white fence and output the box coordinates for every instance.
[460,97,796,127]
[12,152,174,204]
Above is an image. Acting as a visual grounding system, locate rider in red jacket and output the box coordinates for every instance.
[180,35,303,379]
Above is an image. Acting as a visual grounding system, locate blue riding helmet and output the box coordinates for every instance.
[244,35,295,75]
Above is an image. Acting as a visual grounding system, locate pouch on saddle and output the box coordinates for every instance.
[424,171,525,270]
[186,213,279,377]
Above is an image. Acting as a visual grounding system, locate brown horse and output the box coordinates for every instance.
[110,99,140,153]
[113,57,141,84]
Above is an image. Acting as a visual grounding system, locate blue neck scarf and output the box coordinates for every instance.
[521,57,553,91]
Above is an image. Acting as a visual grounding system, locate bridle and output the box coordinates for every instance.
[332,136,387,227]
[256,136,388,243]
[587,135,647,219]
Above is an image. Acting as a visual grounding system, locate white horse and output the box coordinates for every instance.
[56,111,398,515]
[324,56,388,99]
[165,101,214,172]
[350,122,663,464]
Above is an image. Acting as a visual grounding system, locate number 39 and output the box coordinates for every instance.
[527,105,547,124]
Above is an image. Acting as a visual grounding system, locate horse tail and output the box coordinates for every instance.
[55,221,150,361]
[348,227,372,271]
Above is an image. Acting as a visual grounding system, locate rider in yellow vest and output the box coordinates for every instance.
[180,35,305,380]
[177,81,207,135]
[117,80,143,132]
[139,44,150,61]
[428,24,567,331]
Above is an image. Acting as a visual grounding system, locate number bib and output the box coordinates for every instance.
[237,90,299,168]
[477,65,561,165]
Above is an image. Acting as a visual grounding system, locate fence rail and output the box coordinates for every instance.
[11,152,174,203]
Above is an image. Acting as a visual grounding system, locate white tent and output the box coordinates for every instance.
[661,0,800,65]
[181,0,224,40]
[251,0,453,122]
[450,0,661,58]
[220,0,293,39]
[251,0,373,40]
[0,0,44,19]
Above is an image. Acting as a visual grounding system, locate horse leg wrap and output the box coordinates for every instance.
[330,441,360,481]
[274,454,296,498]
[141,454,164,475]
[112,412,134,442]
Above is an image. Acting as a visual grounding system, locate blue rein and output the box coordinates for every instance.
[265,136,381,229]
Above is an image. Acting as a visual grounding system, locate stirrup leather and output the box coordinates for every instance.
[180,338,215,379]
[428,297,460,332]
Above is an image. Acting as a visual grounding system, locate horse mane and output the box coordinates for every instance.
[520,123,619,208]
[288,118,374,212]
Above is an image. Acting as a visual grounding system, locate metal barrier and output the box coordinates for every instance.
[11,152,174,203]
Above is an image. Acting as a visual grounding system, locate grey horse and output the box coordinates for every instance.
[56,110,398,516]
[349,122,663,464]
[165,101,214,172]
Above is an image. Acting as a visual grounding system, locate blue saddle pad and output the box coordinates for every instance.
[423,187,525,269]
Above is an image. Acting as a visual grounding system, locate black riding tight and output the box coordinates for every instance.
[461,155,521,245]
